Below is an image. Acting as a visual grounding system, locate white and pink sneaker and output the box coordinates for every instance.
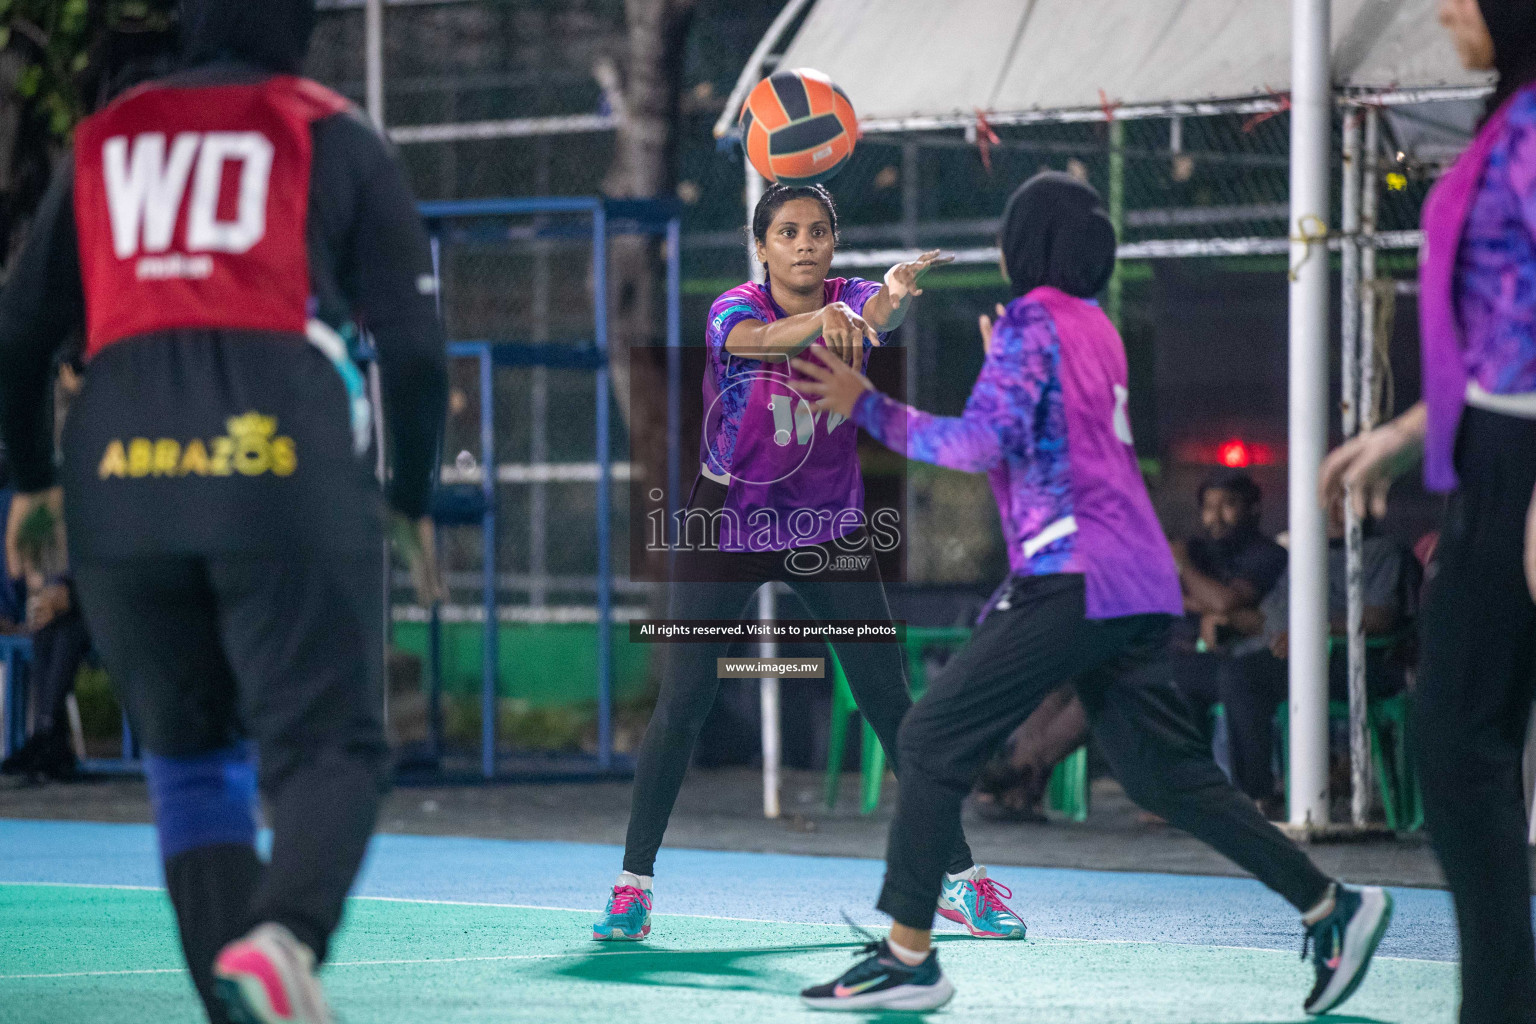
[213,922,333,1024]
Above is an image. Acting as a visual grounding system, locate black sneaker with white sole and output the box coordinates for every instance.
[1302,884,1394,1015]
[801,939,955,1012]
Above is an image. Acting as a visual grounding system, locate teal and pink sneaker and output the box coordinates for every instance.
[213,922,333,1024]
[592,878,652,941]
[936,866,1026,939]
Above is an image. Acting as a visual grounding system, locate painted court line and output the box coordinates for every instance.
[1,967,184,980]
[1,949,733,980]
[0,881,1452,981]
[0,880,161,892]
[2,934,1456,982]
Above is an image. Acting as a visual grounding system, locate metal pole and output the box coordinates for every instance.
[900,142,920,559]
[530,139,551,610]
[759,584,780,819]
[428,233,444,762]
[594,203,614,771]
[369,356,389,736]
[1347,107,1383,826]
[1340,108,1367,827]
[712,0,818,141]
[1107,118,1126,328]
[364,0,385,129]
[900,144,920,379]
[1360,109,1382,435]
[746,167,766,285]
[744,161,779,816]
[666,216,682,540]
[479,345,497,780]
[1341,110,1362,441]
[1287,0,1332,830]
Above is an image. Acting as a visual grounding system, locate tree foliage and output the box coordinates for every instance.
[0,0,175,264]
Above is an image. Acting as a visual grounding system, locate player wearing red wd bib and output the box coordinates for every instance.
[0,3,446,1022]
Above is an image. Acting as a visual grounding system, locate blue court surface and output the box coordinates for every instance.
[0,819,1486,1023]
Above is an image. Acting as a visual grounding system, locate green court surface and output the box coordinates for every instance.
[0,883,1455,1024]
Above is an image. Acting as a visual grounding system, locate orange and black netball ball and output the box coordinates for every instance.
[739,68,858,185]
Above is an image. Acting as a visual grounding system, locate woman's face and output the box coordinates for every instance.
[756,197,835,293]
[1440,0,1496,71]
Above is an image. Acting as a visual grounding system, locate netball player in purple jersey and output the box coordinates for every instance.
[795,173,1389,1013]
[592,183,1026,943]
[1322,4,1536,1021]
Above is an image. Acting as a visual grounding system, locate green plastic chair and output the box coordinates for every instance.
[1046,746,1090,822]
[824,627,968,814]
[1273,634,1423,831]
[824,626,1090,819]
[1276,692,1421,831]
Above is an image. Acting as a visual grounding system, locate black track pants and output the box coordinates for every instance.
[876,573,1333,929]
[75,551,388,1019]
[622,476,975,878]
[1416,407,1536,1024]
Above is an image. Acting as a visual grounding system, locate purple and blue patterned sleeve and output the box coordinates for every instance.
[850,308,1054,473]
[1507,97,1536,238]
[706,287,772,352]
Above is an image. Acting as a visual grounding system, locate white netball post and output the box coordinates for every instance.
[1341,105,1370,829]
[759,583,781,820]
[1287,0,1331,831]
[364,0,384,130]
[742,163,782,819]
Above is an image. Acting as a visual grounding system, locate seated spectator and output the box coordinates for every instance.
[1169,470,1287,725]
[1211,500,1420,815]
[0,500,89,781]
[1,362,92,782]
[0,444,25,632]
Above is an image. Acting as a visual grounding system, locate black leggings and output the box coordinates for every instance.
[75,550,387,1021]
[1416,407,1536,1024]
[878,573,1333,929]
[623,478,975,878]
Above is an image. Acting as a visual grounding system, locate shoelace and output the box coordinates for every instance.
[840,911,891,961]
[610,885,651,915]
[973,877,1014,916]
[1300,920,1335,963]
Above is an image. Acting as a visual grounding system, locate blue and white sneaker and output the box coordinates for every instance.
[801,939,955,1012]
[937,866,1026,939]
[1302,884,1393,1015]
[592,873,652,941]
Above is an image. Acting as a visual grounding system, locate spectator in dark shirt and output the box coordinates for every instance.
[0,361,91,781]
[1214,501,1420,811]
[1174,470,1288,645]
[1170,470,1287,730]
[0,444,24,631]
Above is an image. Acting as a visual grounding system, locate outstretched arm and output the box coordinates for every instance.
[846,379,1007,473]
[860,250,953,332]
[792,307,1046,474]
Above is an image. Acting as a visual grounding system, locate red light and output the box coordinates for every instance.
[1218,440,1251,468]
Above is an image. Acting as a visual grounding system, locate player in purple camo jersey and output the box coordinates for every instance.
[593,183,1025,945]
[1321,4,1536,1021]
[796,173,1389,1014]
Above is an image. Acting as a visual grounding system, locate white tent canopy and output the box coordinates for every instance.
[773,0,1489,129]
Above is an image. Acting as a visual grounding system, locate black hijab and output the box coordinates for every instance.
[1479,0,1536,118]
[179,0,316,74]
[998,172,1117,299]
